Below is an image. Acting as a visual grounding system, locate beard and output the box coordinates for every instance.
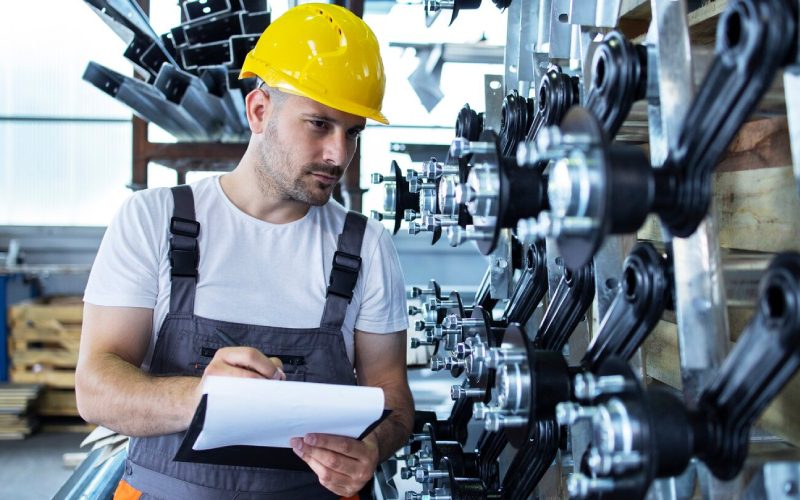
[255,118,343,206]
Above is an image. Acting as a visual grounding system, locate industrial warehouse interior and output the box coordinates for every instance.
[1,0,800,499]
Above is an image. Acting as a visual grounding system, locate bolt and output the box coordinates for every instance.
[588,448,643,475]
[443,356,459,370]
[536,126,563,155]
[430,356,446,372]
[484,412,528,432]
[473,402,494,420]
[404,209,418,221]
[410,338,421,348]
[450,137,494,157]
[447,226,466,247]
[485,347,527,368]
[442,313,459,330]
[573,373,628,401]
[408,305,422,315]
[566,473,616,499]
[422,159,442,179]
[556,402,598,426]
[408,222,423,235]
[409,287,423,298]
[455,342,471,359]
[415,468,449,483]
[516,141,539,167]
[370,210,384,221]
[371,173,385,184]
[401,467,414,480]
[414,320,427,331]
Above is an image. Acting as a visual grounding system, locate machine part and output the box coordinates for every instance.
[535,261,595,352]
[455,103,485,142]
[456,132,547,255]
[500,240,549,326]
[524,64,581,146]
[84,0,178,80]
[370,161,420,234]
[153,63,227,141]
[581,243,671,370]
[582,31,648,140]
[499,90,535,158]
[540,0,798,270]
[566,253,800,498]
[472,267,499,312]
[547,0,574,60]
[83,62,209,141]
[658,0,798,237]
[423,0,483,27]
[500,419,560,500]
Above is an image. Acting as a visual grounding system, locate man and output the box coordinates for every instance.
[75,4,414,499]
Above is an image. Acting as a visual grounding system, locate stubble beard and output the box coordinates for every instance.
[255,119,340,207]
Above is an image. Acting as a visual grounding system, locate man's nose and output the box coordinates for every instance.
[323,131,352,167]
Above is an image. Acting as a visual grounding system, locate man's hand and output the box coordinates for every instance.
[196,347,285,405]
[290,433,379,497]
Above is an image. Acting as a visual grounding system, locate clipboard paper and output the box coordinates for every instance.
[174,376,391,471]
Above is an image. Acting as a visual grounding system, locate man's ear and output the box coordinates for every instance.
[245,87,273,134]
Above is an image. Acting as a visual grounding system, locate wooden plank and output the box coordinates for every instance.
[38,389,79,417]
[687,0,728,45]
[10,369,75,389]
[9,296,83,326]
[12,350,78,369]
[639,166,800,253]
[717,117,792,173]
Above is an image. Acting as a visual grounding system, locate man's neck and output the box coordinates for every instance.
[219,156,311,224]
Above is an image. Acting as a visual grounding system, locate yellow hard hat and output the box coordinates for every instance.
[240,3,389,124]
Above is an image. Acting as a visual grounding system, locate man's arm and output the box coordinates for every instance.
[354,329,415,460]
[76,303,285,437]
[291,329,414,497]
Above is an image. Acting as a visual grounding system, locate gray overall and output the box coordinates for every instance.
[123,185,369,499]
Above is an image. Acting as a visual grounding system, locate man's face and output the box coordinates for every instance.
[255,91,366,206]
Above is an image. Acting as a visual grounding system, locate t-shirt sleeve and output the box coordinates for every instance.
[83,191,166,309]
[354,229,409,334]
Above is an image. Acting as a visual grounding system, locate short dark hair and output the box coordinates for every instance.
[255,79,287,109]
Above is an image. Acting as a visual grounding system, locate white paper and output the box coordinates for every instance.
[192,376,385,450]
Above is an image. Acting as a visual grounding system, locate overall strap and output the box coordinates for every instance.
[320,211,368,330]
[168,185,200,314]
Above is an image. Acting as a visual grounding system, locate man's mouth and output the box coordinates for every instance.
[310,172,339,185]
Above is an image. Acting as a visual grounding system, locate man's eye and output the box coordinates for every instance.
[347,130,362,140]
[310,120,328,130]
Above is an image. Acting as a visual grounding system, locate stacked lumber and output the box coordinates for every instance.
[0,383,43,439]
[8,296,92,433]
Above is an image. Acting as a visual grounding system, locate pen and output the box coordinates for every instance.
[214,328,285,380]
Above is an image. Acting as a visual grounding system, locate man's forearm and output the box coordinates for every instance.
[369,383,414,462]
[76,352,199,437]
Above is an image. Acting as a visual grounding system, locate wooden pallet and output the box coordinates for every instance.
[9,296,83,328]
[10,367,75,389]
[10,319,81,352]
[38,389,80,417]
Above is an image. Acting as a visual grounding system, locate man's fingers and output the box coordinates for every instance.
[204,363,264,379]
[297,440,361,476]
[304,434,366,461]
[295,452,356,497]
[268,357,286,380]
[214,347,285,379]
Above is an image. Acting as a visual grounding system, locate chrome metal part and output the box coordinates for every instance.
[568,473,617,499]
[572,373,628,401]
[649,0,730,405]
[504,0,538,93]
[786,66,800,200]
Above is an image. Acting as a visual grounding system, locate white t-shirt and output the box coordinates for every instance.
[84,175,408,369]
